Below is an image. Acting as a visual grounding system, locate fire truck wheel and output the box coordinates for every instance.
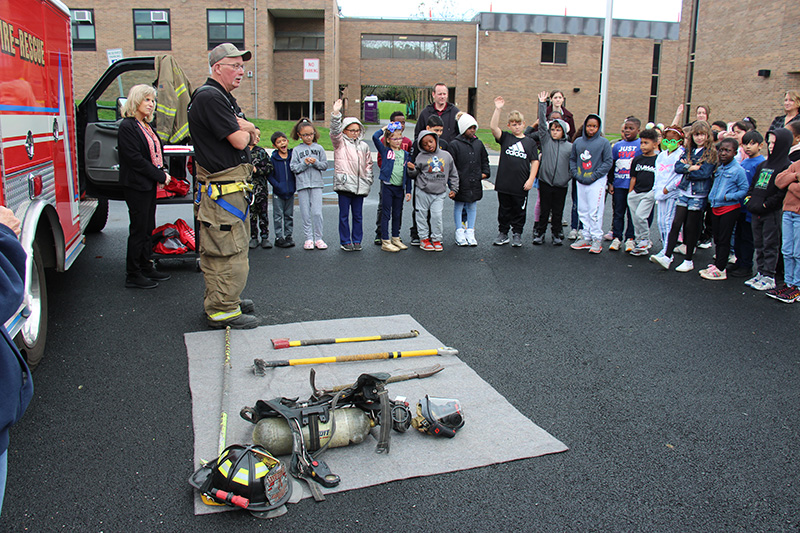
[85,198,109,233]
[14,241,48,370]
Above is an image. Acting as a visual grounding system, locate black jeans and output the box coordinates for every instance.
[712,208,740,271]
[535,182,567,236]
[732,211,754,270]
[124,186,157,275]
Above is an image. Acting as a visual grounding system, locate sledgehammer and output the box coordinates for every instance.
[253,347,458,374]
[271,330,420,349]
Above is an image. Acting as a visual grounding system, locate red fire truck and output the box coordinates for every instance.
[2,0,164,368]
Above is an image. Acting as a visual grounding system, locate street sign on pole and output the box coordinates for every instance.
[304,58,320,118]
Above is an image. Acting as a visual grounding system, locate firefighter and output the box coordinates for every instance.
[188,43,260,329]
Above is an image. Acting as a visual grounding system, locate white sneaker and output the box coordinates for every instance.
[673,244,687,255]
[624,239,636,253]
[609,238,622,251]
[728,253,736,264]
[465,228,478,246]
[603,231,614,241]
[753,276,776,291]
[744,273,763,288]
[650,254,672,270]
[567,228,579,240]
[675,260,694,272]
[455,228,468,246]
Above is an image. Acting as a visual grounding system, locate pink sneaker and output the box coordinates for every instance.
[303,240,314,250]
[314,239,328,250]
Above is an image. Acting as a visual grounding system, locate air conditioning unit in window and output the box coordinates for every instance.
[73,10,92,23]
[150,11,168,23]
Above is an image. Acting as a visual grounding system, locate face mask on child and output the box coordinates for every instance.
[661,138,680,152]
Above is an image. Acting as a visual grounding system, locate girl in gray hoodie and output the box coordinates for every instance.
[569,114,613,253]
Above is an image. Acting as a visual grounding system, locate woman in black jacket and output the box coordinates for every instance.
[118,84,172,289]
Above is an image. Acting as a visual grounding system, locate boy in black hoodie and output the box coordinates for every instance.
[743,127,792,291]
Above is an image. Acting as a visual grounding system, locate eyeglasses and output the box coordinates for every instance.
[219,62,245,71]
[299,132,315,137]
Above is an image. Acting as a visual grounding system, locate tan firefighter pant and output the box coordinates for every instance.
[196,164,253,321]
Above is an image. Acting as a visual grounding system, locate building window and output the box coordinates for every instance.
[360,35,456,61]
[541,41,567,65]
[70,9,96,51]
[648,42,662,122]
[133,9,171,51]
[208,9,244,49]
[274,33,324,51]
[275,101,324,121]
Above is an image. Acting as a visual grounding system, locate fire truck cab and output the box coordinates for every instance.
[1,0,159,368]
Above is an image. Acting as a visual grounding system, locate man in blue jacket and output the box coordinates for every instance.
[0,206,33,515]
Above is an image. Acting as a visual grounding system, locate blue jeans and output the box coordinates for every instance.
[611,186,634,240]
[782,211,800,287]
[0,449,7,516]
[338,192,364,245]
[570,178,581,230]
[380,183,404,239]
[453,201,477,229]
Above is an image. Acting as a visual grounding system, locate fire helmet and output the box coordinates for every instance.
[189,444,292,513]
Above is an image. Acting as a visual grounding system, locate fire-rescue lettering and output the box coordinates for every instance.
[0,19,45,66]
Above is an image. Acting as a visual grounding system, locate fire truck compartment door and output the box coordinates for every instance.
[84,121,121,186]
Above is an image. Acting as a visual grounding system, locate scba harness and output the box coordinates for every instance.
[195,180,254,222]
[241,372,412,501]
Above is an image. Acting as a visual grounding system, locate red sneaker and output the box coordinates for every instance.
[420,238,435,251]
[433,241,443,251]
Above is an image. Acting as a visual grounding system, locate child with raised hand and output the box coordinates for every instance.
[652,126,686,257]
[408,130,459,251]
[490,96,540,247]
[533,90,572,245]
[626,128,659,256]
[698,138,750,280]
[267,131,296,248]
[290,117,328,250]
[330,98,373,251]
[448,112,490,246]
[569,114,613,253]
[743,128,792,290]
[372,121,413,252]
[607,117,642,252]
[650,121,717,272]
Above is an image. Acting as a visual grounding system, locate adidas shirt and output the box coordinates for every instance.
[494,131,538,196]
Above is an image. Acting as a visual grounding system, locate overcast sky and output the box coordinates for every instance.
[338,0,683,23]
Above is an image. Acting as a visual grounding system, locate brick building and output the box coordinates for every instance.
[65,0,798,134]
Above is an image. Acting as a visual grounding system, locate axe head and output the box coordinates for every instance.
[271,338,290,349]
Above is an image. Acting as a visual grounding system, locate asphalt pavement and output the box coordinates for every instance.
[2,181,798,531]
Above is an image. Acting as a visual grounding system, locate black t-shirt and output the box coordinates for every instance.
[187,78,251,174]
[630,154,657,193]
[494,131,538,196]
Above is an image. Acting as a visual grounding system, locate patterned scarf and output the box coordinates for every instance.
[136,120,163,168]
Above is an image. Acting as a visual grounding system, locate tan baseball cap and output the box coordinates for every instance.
[208,43,252,67]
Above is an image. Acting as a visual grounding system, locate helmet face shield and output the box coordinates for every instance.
[412,396,464,438]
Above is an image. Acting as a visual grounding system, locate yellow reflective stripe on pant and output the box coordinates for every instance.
[197,175,251,320]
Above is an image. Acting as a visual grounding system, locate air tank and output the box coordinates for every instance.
[252,408,372,456]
